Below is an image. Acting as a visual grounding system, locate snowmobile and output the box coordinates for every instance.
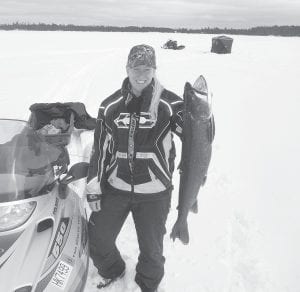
[162,39,185,50]
[0,103,96,292]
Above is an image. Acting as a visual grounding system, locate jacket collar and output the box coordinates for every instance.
[121,77,154,112]
[121,77,164,123]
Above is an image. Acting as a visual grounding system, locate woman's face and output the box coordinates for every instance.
[126,65,155,96]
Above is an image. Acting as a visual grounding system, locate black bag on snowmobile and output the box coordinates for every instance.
[28,102,96,146]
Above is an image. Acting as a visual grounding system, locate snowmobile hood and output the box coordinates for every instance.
[0,119,65,203]
[0,119,89,292]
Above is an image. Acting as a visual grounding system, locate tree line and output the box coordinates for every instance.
[0,23,299,37]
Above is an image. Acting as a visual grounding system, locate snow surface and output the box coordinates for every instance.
[0,31,300,292]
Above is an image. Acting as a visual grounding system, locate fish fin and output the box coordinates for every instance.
[170,218,189,245]
[192,75,208,95]
[192,75,213,120]
[177,160,183,171]
[190,200,198,213]
[208,115,215,144]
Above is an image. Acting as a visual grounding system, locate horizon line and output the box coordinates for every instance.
[1,22,300,31]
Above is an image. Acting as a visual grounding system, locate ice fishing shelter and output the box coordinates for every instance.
[211,35,233,54]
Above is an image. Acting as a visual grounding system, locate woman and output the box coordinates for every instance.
[86,44,184,292]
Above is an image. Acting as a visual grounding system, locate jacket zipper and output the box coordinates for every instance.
[128,113,138,193]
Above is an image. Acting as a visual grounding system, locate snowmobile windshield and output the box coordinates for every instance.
[0,119,65,203]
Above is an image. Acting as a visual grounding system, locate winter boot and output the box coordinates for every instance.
[97,270,125,289]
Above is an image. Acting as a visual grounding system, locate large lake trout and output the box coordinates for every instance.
[171,75,215,244]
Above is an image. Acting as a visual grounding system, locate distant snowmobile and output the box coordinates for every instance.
[162,39,185,50]
[0,103,96,292]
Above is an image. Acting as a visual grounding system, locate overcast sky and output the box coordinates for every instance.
[0,0,300,29]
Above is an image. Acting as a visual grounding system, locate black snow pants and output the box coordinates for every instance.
[88,190,171,292]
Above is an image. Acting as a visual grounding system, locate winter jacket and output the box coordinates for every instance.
[86,78,184,196]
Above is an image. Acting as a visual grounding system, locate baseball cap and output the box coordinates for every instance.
[127,44,156,69]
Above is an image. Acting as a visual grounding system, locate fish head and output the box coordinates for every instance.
[185,83,212,120]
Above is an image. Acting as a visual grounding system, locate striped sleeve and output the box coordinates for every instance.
[86,106,110,194]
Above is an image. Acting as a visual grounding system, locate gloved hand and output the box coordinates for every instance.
[87,194,102,212]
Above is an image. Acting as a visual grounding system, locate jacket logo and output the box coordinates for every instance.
[114,112,156,129]
[114,113,130,128]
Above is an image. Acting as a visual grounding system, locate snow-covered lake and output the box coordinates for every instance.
[0,30,299,292]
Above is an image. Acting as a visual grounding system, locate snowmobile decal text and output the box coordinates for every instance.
[50,218,70,259]
[52,197,59,215]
